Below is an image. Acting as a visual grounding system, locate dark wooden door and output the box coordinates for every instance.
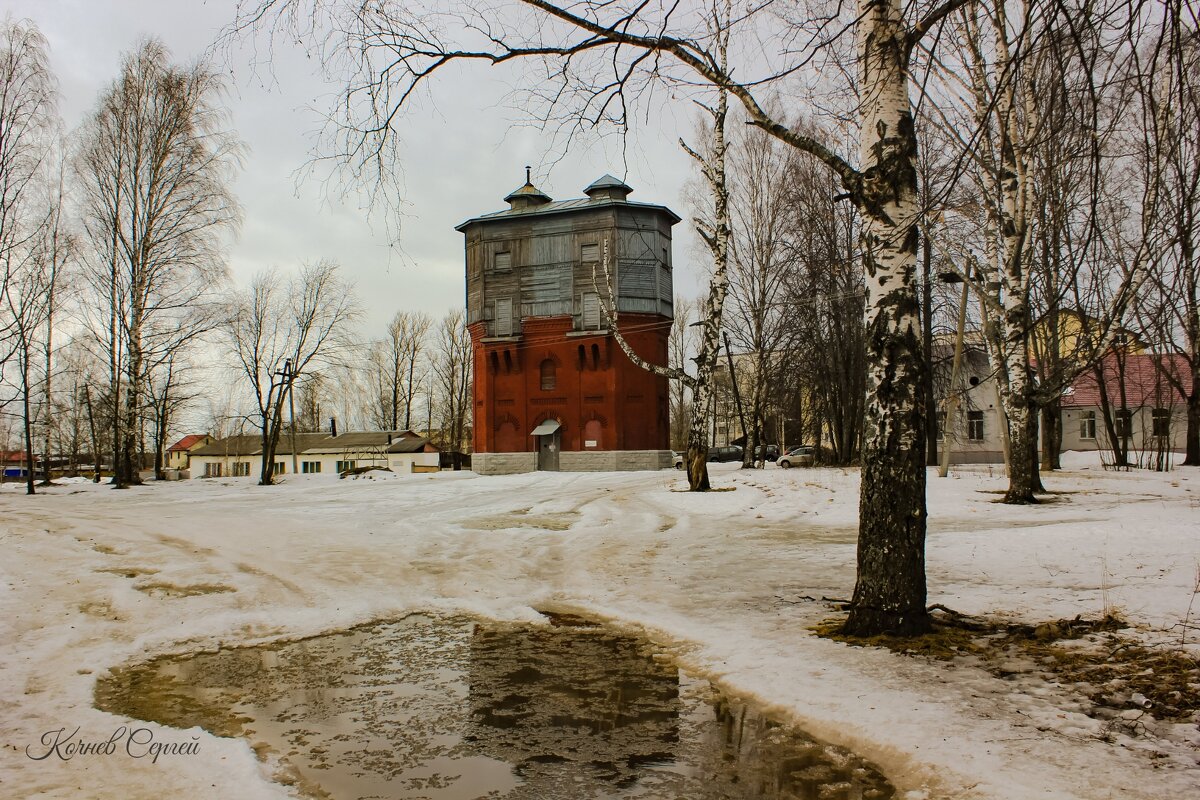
[537,431,560,471]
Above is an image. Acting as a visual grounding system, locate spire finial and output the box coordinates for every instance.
[525,165,531,184]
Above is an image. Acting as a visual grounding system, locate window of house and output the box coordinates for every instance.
[336,460,357,473]
[580,243,599,263]
[495,297,513,337]
[275,461,286,474]
[230,461,250,477]
[936,411,946,441]
[581,291,601,329]
[494,251,511,271]
[540,359,556,391]
[1115,408,1133,439]
[302,461,321,474]
[967,410,985,442]
[204,462,222,478]
[1152,407,1171,438]
[1079,411,1096,440]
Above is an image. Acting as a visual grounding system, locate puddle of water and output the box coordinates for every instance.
[96,615,894,800]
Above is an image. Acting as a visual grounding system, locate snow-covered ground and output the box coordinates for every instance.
[1,459,1198,799]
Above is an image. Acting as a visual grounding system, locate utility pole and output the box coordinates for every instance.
[287,359,299,476]
[723,331,748,461]
[939,277,970,478]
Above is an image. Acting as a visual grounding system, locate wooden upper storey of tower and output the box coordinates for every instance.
[457,175,679,338]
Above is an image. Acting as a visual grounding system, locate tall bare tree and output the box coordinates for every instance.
[76,39,241,488]
[593,13,733,492]
[1134,0,1200,465]
[368,310,432,431]
[0,17,54,294]
[0,17,57,494]
[667,296,700,451]
[431,308,471,469]
[777,138,865,466]
[724,112,796,468]
[225,260,358,485]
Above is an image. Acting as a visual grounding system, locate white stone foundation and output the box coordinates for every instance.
[473,450,672,475]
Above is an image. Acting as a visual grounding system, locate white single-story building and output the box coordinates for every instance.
[189,430,439,478]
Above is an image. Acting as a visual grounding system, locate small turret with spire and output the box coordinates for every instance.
[504,165,553,210]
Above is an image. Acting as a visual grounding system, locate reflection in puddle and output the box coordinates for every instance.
[96,615,894,799]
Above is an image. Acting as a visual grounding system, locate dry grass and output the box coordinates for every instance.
[814,611,1200,723]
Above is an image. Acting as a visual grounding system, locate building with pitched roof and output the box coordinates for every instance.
[166,434,213,470]
[1060,353,1192,457]
[188,430,439,478]
[457,173,679,474]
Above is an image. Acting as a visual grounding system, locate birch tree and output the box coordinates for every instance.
[0,17,54,298]
[76,40,241,488]
[0,17,57,494]
[926,0,1158,500]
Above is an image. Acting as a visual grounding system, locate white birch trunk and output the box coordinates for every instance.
[844,0,930,636]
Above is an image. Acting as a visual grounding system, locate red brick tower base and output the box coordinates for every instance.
[470,314,672,474]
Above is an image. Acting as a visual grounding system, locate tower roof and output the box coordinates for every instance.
[503,181,552,204]
[583,174,633,197]
[503,166,553,209]
[456,172,678,230]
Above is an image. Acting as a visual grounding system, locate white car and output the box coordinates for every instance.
[776,446,814,468]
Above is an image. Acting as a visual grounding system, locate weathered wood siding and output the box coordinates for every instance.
[464,204,674,336]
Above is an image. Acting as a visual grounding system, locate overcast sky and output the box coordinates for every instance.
[5,0,703,337]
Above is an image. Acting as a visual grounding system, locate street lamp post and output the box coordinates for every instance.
[274,358,299,478]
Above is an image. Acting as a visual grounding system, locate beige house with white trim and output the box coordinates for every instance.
[189,430,439,478]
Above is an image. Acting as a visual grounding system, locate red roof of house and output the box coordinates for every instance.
[168,434,209,452]
[1063,353,1192,408]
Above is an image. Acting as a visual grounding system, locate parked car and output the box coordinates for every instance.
[755,444,780,462]
[776,445,814,468]
[673,445,745,467]
[707,445,743,463]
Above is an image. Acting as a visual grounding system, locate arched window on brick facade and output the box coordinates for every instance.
[540,358,556,391]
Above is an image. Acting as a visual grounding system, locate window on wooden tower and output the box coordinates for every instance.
[581,243,598,263]
[540,359,556,391]
[494,251,512,271]
[495,297,513,336]
[582,292,601,329]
